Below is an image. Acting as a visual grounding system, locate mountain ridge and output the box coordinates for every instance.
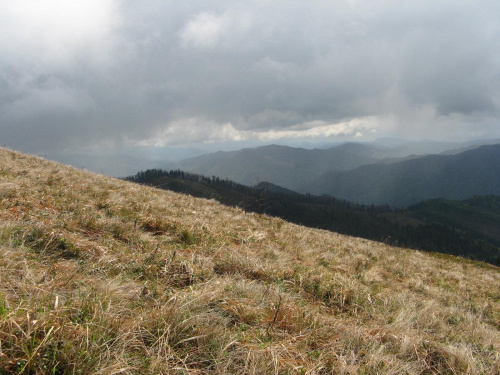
[168,142,391,190]
[304,144,500,206]
[168,141,500,205]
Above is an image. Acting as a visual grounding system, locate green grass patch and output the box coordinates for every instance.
[21,227,83,260]
[0,293,8,318]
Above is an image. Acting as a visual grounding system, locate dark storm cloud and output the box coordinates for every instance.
[1,0,499,153]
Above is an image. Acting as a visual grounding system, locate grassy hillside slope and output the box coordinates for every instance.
[0,148,499,374]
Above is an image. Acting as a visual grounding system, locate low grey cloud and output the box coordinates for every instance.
[1,0,499,153]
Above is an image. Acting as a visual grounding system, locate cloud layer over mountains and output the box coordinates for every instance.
[2,0,500,153]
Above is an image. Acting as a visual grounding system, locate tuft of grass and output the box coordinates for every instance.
[178,229,197,246]
[140,217,175,235]
[21,227,83,260]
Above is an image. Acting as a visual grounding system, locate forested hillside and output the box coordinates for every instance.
[305,144,500,206]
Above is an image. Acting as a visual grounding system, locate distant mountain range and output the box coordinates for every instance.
[168,143,390,191]
[167,140,454,191]
[304,144,500,206]
[169,140,500,207]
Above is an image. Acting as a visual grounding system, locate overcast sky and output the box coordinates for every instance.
[1,0,500,154]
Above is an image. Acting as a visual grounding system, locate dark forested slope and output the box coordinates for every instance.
[304,144,500,206]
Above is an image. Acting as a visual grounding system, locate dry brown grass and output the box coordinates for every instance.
[0,147,499,374]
